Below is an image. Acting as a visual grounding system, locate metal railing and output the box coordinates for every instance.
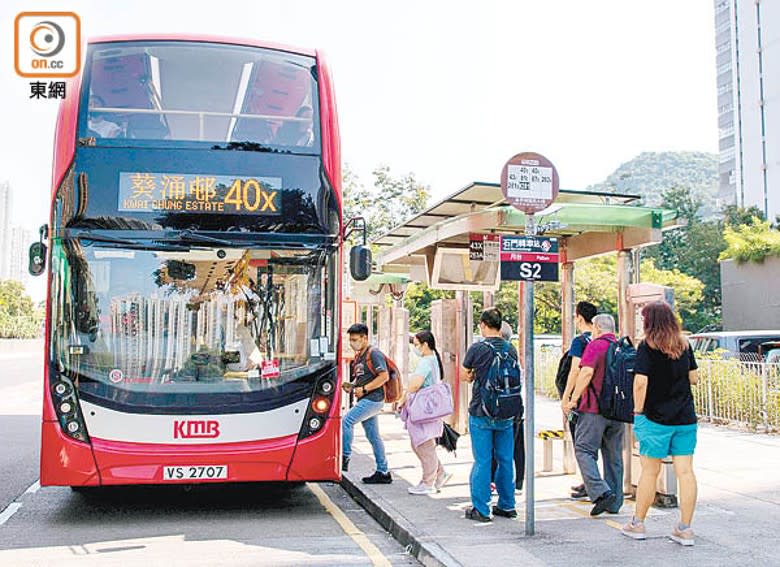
[533,347,780,433]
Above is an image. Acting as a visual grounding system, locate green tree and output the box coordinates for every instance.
[643,186,726,332]
[723,204,765,227]
[343,164,431,243]
[0,280,44,339]
[404,282,453,330]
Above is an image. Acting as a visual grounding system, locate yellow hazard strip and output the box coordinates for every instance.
[537,430,565,440]
[307,482,392,567]
[559,501,624,531]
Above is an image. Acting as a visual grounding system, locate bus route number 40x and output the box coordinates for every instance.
[224,178,278,212]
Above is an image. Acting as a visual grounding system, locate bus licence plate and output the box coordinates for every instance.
[162,465,228,481]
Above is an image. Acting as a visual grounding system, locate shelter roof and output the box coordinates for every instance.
[372,181,682,272]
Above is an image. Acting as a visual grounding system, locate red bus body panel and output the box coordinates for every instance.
[40,422,100,486]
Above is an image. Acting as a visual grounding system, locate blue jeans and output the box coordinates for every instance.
[573,412,625,511]
[469,415,515,517]
[342,398,388,473]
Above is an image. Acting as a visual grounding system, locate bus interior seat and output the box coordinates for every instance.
[232,60,309,142]
[91,53,168,138]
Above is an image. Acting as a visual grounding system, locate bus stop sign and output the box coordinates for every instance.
[500,235,559,282]
[500,152,559,214]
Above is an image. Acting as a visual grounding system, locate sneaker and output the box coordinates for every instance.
[621,519,647,540]
[341,457,349,472]
[464,506,492,523]
[670,525,695,547]
[408,482,436,495]
[570,483,585,492]
[361,471,392,484]
[570,486,588,500]
[434,471,453,491]
[492,506,518,519]
[590,491,617,516]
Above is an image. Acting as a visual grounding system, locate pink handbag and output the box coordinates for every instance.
[406,382,453,423]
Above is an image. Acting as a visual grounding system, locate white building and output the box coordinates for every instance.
[0,181,11,281]
[8,225,33,287]
[714,0,780,221]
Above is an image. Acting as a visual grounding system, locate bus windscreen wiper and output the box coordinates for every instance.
[161,230,232,247]
[66,229,200,251]
[211,141,277,153]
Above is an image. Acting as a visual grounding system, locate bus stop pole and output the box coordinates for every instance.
[524,214,536,536]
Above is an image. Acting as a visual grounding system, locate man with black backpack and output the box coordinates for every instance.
[461,308,523,522]
[558,301,597,499]
[564,313,624,517]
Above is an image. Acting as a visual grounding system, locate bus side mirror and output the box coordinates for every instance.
[29,225,48,277]
[29,242,47,276]
[350,246,372,281]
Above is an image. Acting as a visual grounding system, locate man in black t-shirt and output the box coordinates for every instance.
[341,323,392,484]
[461,308,521,522]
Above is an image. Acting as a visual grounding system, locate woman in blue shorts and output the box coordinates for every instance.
[622,301,699,546]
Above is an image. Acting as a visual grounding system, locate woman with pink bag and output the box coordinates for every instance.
[398,330,454,495]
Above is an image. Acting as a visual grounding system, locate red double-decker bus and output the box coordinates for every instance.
[31,35,370,487]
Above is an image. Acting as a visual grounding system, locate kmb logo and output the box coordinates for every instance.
[173,420,221,439]
[15,12,81,78]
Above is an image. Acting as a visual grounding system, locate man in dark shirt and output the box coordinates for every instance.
[341,323,392,484]
[565,313,624,516]
[461,308,521,522]
[560,300,597,499]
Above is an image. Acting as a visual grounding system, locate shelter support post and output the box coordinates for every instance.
[561,257,575,354]
[431,295,472,435]
[616,245,635,340]
[617,243,637,497]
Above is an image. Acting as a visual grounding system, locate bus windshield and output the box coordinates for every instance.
[50,240,337,412]
[79,41,320,151]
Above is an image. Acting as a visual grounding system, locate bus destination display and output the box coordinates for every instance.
[117,172,282,215]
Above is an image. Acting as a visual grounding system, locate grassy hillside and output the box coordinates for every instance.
[587,151,718,209]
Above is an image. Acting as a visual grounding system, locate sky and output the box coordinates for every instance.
[0,0,718,297]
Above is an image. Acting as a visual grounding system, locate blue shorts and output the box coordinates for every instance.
[634,414,697,459]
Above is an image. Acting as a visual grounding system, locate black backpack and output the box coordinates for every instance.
[555,335,591,398]
[480,340,523,420]
[592,336,637,423]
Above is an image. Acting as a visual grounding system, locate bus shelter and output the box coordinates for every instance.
[370,182,681,415]
[353,181,683,526]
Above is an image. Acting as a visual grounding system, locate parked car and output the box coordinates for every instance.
[758,341,780,364]
[688,331,780,361]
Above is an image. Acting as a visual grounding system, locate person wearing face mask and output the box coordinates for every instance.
[397,331,452,495]
[341,323,392,484]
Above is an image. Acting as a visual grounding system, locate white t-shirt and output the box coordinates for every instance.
[88,118,122,138]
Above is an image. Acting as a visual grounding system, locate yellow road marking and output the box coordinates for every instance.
[559,502,623,531]
[307,483,392,567]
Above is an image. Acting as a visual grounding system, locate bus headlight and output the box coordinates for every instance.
[53,381,71,396]
[66,421,80,433]
[319,381,334,395]
[308,417,322,430]
[60,401,74,414]
[312,397,330,414]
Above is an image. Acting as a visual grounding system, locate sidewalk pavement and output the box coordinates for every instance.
[341,396,780,567]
